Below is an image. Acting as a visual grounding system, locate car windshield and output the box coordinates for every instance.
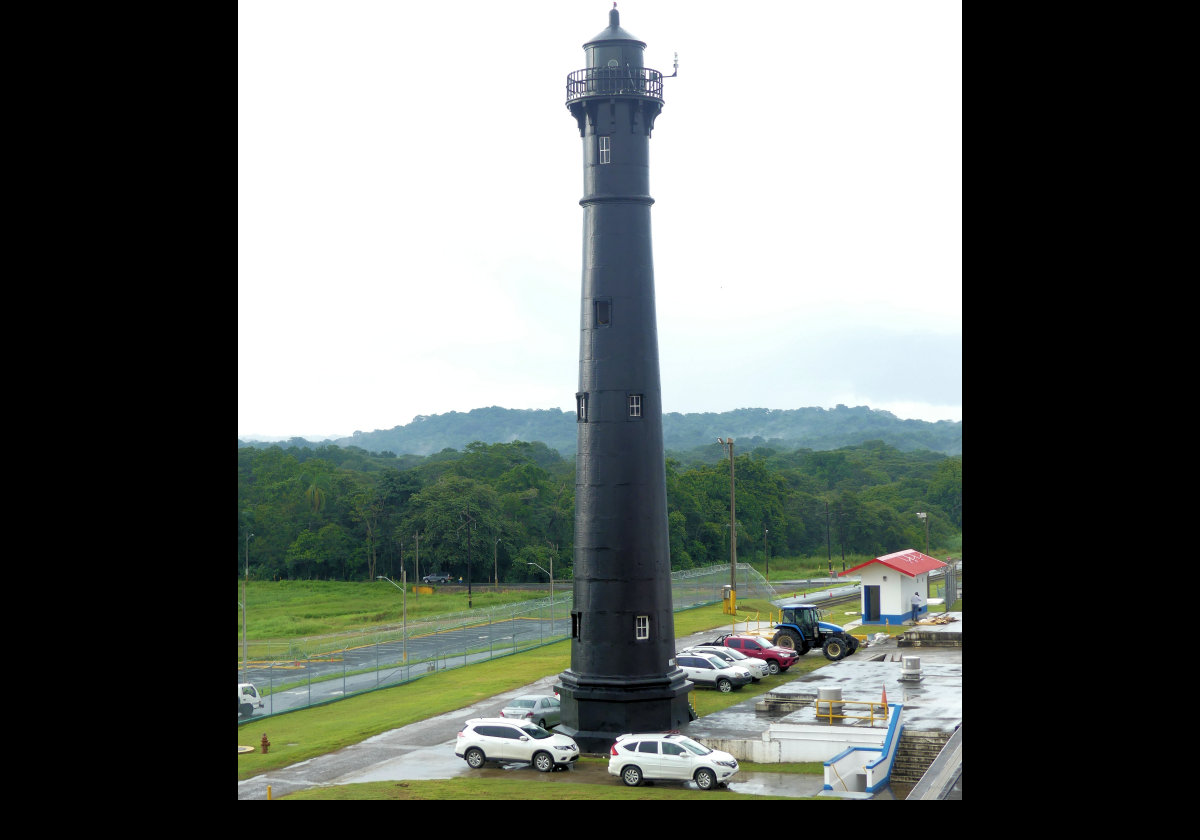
[719,648,747,659]
[510,698,537,709]
[702,655,729,669]
[519,723,553,739]
[676,737,713,756]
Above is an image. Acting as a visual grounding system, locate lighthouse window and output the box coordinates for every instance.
[635,615,650,640]
[594,298,611,326]
[576,392,589,423]
[598,135,611,164]
[628,394,642,417]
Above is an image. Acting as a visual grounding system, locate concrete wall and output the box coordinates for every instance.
[823,704,903,794]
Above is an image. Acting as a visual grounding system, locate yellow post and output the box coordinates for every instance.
[267,785,272,800]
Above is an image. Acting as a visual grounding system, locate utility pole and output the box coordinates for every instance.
[717,438,737,613]
[494,535,501,591]
[461,505,476,609]
[242,531,253,684]
[825,501,832,577]
[413,530,421,597]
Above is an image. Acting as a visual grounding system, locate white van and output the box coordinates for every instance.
[238,682,264,719]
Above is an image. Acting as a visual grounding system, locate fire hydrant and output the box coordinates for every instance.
[261,733,271,754]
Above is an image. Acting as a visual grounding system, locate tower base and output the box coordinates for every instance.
[554,669,695,754]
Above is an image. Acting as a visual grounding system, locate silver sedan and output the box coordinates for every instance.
[498,694,561,729]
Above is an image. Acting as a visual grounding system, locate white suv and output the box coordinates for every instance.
[608,732,740,790]
[676,652,753,691]
[682,645,770,681]
[454,718,580,772]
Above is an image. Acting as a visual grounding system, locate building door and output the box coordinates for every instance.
[864,585,880,622]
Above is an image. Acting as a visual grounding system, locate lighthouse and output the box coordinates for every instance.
[553,6,692,753]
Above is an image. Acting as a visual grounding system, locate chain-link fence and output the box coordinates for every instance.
[238,563,782,722]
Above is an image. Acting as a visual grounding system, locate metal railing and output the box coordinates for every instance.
[566,66,664,102]
[814,699,890,726]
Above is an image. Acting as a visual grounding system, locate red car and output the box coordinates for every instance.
[705,634,799,675]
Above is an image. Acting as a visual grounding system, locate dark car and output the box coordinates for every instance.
[422,572,452,583]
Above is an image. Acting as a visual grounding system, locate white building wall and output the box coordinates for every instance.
[857,566,928,622]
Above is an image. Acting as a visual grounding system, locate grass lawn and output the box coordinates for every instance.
[239,591,958,799]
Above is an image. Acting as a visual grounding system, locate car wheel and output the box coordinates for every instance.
[239,703,253,718]
[533,751,554,772]
[694,768,717,790]
[465,747,486,769]
[621,765,643,787]
[767,660,780,675]
[716,678,732,692]
[537,718,546,729]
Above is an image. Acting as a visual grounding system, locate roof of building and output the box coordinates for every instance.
[839,549,947,578]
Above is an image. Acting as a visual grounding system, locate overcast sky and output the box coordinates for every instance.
[238,1,962,441]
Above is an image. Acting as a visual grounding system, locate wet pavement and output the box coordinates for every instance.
[239,614,961,800]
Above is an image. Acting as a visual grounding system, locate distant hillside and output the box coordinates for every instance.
[238,405,962,458]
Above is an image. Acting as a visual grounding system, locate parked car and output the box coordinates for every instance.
[608,732,739,790]
[681,645,770,681]
[675,652,752,692]
[499,694,561,729]
[703,633,800,675]
[454,718,580,772]
[422,572,452,583]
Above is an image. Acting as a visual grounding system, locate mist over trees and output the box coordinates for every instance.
[237,404,962,459]
[238,437,962,584]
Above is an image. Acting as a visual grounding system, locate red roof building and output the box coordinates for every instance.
[841,549,947,579]
[838,549,948,625]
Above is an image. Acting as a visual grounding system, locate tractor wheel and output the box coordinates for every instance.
[823,637,847,661]
[774,631,797,650]
[846,637,859,655]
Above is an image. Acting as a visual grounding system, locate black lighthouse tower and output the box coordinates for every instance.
[554,7,692,753]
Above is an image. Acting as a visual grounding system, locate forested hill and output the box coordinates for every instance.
[238,405,961,459]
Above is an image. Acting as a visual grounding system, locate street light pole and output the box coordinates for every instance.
[242,532,253,684]
[764,528,769,581]
[377,575,407,662]
[916,512,929,555]
[528,559,553,629]
[916,511,931,605]
[717,438,736,614]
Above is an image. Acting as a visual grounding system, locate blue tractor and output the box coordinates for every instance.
[771,601,860,661]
